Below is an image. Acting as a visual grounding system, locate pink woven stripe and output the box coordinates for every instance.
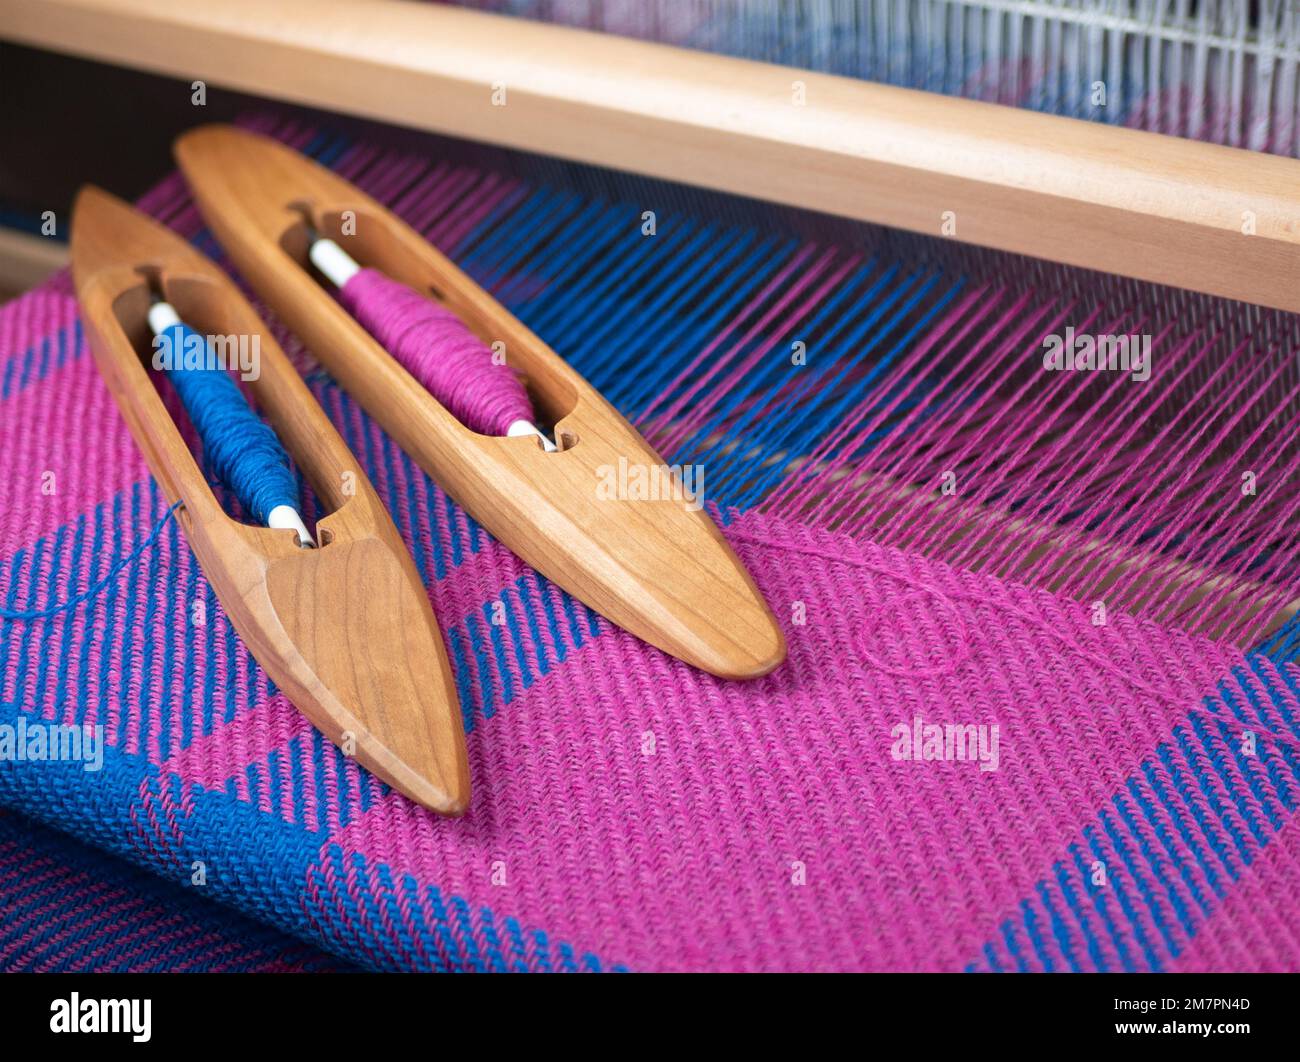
[0,301,149,556]
[312,378,538,600]
[159,694,312,793]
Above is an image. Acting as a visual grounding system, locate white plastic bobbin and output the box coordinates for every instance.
[309,237,362,288]
[268,504,316,549]
[507,419,558,452]
[146,300,183,335]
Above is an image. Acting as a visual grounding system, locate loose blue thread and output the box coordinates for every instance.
[0,500,183,621]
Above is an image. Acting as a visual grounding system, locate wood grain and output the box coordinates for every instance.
[4,0,1300,312]
[176,125,785,679]
[70,186,470,815]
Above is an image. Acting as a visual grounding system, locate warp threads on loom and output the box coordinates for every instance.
[309,236,554,447]
[148,303,313,547]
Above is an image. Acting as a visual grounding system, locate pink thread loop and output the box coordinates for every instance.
[727,525,974,679]
[339,268,535,436]
[855,587,972,678]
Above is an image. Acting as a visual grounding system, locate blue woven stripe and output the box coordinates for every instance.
[1,321,83,400]
[448,573,604,732]
[973,658,1300,972]
[0,691,622,971]
[0,811,348,972]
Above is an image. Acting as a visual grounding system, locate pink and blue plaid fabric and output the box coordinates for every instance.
[2,116,1300,971]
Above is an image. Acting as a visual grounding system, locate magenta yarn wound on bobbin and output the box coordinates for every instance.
[338,268,535,436]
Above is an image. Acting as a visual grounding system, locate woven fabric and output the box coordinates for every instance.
[0,811,350,972]
[2,118,1299,972]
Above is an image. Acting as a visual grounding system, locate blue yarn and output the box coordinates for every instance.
[159,322,299,525]
[0,501,182,621]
